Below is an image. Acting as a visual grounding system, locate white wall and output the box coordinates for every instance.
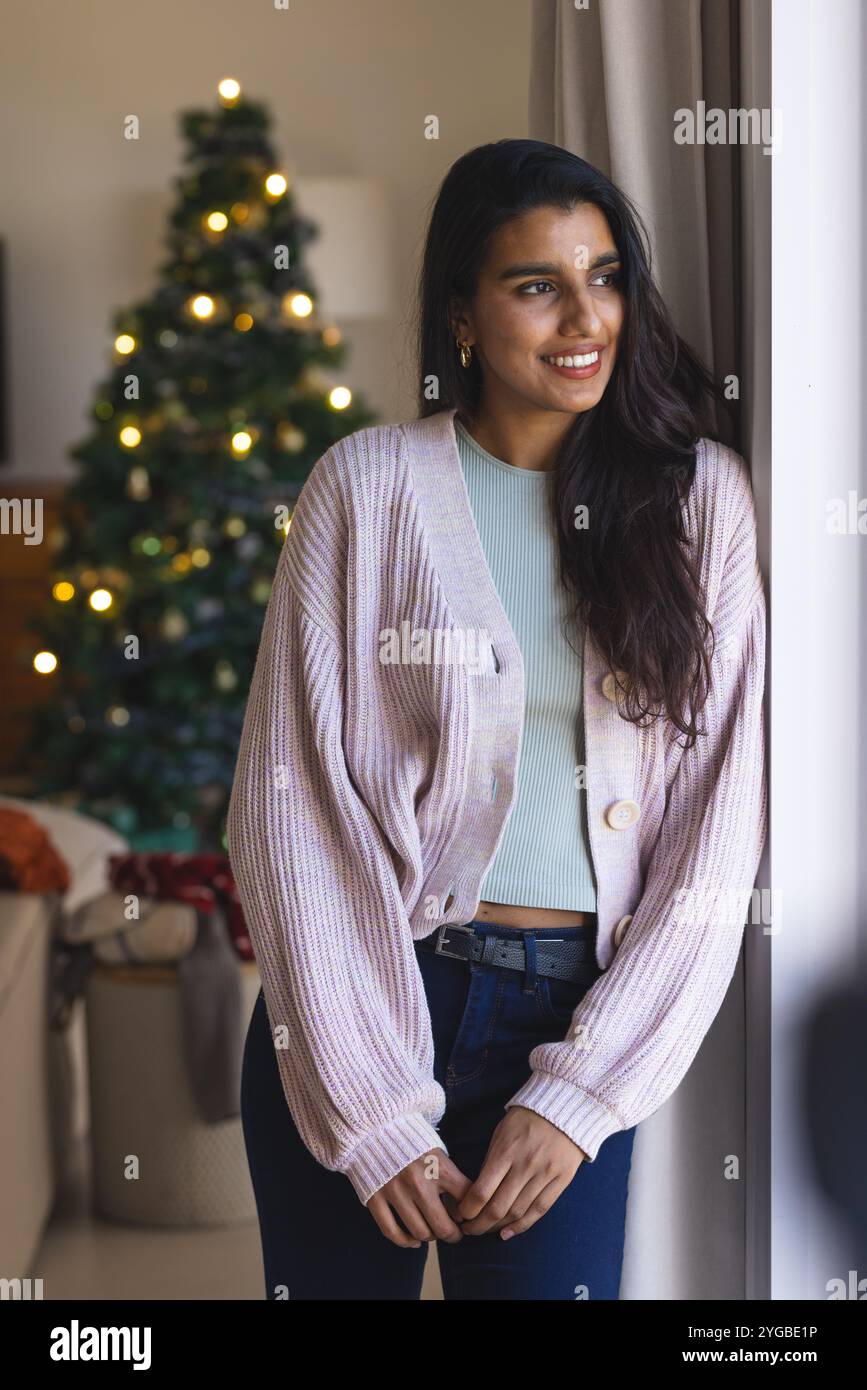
[772,0,866,1299]
[0,0,531,479]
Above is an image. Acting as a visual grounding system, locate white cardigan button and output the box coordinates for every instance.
[605,798,641,829]
[602,670,630,702]
[613,914,633,948]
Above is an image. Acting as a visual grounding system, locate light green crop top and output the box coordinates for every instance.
[454,417,598,912]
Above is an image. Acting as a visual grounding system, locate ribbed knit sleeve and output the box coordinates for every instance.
[225,462,448,1207]
[504,457,767,1159]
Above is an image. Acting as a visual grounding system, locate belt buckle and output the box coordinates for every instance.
[434,923,475,959]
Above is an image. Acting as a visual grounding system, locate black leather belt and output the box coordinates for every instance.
[415,922,599,983]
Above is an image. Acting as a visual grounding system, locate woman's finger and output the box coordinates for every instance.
[366,1193,423,1249]
[459,1165,532,1235]
[485,1169,553,1234]
[388,1189,437,1243]
[417,1185,465,1243]
[499,1176,568,1238]
[455,1153,511,1222]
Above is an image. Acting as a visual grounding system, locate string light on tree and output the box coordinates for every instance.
[52,581,75,602]
[114,334,136,355]
[264,172,288,201]
[217,77,241,106]
[33,651,58,675]
[119,425,141,448]
[89,588,113,612]
[297,366,327,392]
[161,608,189,640]
[282,292,313,319]
[276,421,305,452]
[329,386,352,410]
[214,660,238,691]
[126,466,151,500]
[242,202,267,231]
[231,429,253,456]
[188,294,215,319]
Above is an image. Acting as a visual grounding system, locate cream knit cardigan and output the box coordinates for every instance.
[226,407,767,1206]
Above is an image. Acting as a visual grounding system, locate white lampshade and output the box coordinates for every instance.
[292,175,394,321]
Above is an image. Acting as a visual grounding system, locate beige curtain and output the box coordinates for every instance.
[529,0,771,1301]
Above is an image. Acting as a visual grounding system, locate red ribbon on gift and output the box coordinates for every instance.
[107,852,252,959]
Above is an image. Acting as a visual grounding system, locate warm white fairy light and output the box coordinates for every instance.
[189,294,215,319]
[218,78,241,105]
[264,172,287,198]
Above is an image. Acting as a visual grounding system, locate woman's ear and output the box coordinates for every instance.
[447,295,471,344]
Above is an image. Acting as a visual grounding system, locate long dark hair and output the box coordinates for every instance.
[414,138,725,747]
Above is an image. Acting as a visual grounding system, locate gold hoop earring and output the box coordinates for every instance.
[457,339,473,369]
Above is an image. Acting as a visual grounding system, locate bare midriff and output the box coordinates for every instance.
[472,899,596,930]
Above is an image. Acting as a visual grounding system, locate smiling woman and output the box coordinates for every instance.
[230,138,766,1303]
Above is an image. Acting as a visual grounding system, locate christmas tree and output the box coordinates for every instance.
[19,78,376,850]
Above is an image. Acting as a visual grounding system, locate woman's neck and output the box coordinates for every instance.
[457,404,573,473]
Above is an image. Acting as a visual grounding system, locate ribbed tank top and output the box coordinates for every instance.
[454,416,598,912]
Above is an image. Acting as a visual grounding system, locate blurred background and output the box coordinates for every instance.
[0,0,864,1304]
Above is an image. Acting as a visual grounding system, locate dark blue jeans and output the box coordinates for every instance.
[241,919,636,1300]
